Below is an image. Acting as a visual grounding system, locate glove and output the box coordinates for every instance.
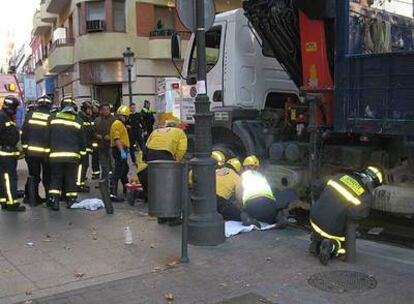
[120,150,128,160]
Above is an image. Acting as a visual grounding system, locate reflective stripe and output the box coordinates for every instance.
[80,151,87,156]
[310,220,345,242]
[50,119,81,129]
[0,151,20,157]
[32,112,50,120]
[337,248,346,255]
[22,144,28,149]
[5,121,16,127]
[77,165,82,186]
[4,173,14,205]
[50,152,80,159]
[48,189,61,195]
[327,180,361,206]
[92,143,98,148]
[27,146,50,153]
[28,119,48,126]
[368,166,383,184]
[65,192,78,197]
[86,148,93,153]
[92,171,100,175]
[0,198,6,203]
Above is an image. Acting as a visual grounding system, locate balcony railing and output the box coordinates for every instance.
[50,38,75,53]
[87,20,106,33]
[150,30,191,40]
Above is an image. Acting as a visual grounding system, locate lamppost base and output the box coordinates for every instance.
[188,213,225,246]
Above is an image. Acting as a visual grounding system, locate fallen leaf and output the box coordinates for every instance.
[25,242,35,248]
[152,266,162,272]
[219,283,227,288]
[265,257,272,262]
[150,243,156,248]
[164,293,174,301]
[74,272,85,278]
[92,236,98,240]
[46,233,52,238]
[166,260,179,269]
[64,246,71,251]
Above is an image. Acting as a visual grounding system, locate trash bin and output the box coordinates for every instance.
[148,160,184,218]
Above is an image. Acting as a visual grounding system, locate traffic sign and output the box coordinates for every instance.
[176,0,216,33]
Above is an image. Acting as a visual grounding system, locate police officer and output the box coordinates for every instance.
[240,155,285,228]
[109,105,131,202]
[213,153,243,221]
[47,97,86,211]
[143,120,188,225]
[309,166,383,265]
[0,95,25,211]
[140,100,155,142]
[22,95,52,205]
[78,101,94,192]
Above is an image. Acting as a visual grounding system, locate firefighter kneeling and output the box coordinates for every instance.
[309,166,383,265]
[47,97,86,211]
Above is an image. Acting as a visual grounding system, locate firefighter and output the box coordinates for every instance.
[47,97,86,211]
[213,153,243,221]
[225,158,242,175]
[90,100,100,179]
[78,101,94,192]
[0,95,25,211]
[22,95,52,205]
[143,120,188,225]
[309,166,383,265]
[109,105,131,202]
[240,155,286,228]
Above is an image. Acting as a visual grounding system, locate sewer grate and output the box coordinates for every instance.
[217,293,275,304]
[308,270,377,293]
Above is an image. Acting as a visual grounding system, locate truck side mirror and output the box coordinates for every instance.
[171,33,181,60]
[213,90,222,102]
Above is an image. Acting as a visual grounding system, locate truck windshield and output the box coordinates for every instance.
[349,0,414,55]
[189,26,222,75]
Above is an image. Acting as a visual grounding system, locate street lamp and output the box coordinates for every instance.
[123,47,135,105]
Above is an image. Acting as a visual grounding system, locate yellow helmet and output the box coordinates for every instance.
[243,155,260,167]
[226,158,242,173]
[211,150,226,166]
[365,166,383,187]
[116,105,130,117]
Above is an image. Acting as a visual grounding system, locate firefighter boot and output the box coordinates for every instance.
[66,198,78,209]
[48,196,60,211]
[4,203,26,212]
[319,239,335,266]
[240,211,261,229]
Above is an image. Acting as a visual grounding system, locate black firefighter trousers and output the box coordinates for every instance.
[25,156,50,200]
[0,156,18,206]
[48,162,78,201]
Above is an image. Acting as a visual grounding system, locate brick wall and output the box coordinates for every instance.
[136,2,155,37]
[173,8,187,32]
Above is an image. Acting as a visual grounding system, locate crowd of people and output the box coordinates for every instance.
[0,94,385,265]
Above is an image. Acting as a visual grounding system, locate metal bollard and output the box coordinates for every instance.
[181,161,190,263]
[27,176,37,207]
[345,219,358,263]
[99,179,114,214]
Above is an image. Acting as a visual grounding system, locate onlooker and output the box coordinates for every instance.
[95,103,115,180]
[140,100,155,142]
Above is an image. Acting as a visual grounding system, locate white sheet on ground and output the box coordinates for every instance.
[70,199,104,211]
[225,221,276,238]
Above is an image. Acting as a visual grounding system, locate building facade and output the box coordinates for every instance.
[32,0,241,108]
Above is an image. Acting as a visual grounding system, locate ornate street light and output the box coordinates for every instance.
[123,47,135,105]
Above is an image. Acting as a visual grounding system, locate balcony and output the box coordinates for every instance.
[48,38,75,73]
[40,0,57,23]
[33,11,51,36]
[34,57,51,82]
[148,30,190,60]
[86,20,106,33]
[46,0,71,14]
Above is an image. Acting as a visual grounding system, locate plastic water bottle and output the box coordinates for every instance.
[124,227,133,245]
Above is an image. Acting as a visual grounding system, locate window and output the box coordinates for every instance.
[113,0,126,32]
[154,6,174,31]
[87,1,105,21]
[349,0,414,55]
[189,26,222,75]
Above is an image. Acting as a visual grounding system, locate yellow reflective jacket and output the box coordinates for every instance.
[136,151,147,174]
[110,119,130,148]
[146,127,187,161]
[241,170,275,204]
[216,167,242,201]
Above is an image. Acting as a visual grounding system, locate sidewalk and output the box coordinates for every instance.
[0,161,413,304]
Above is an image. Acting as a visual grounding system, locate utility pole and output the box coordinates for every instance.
[187,0,225,246]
